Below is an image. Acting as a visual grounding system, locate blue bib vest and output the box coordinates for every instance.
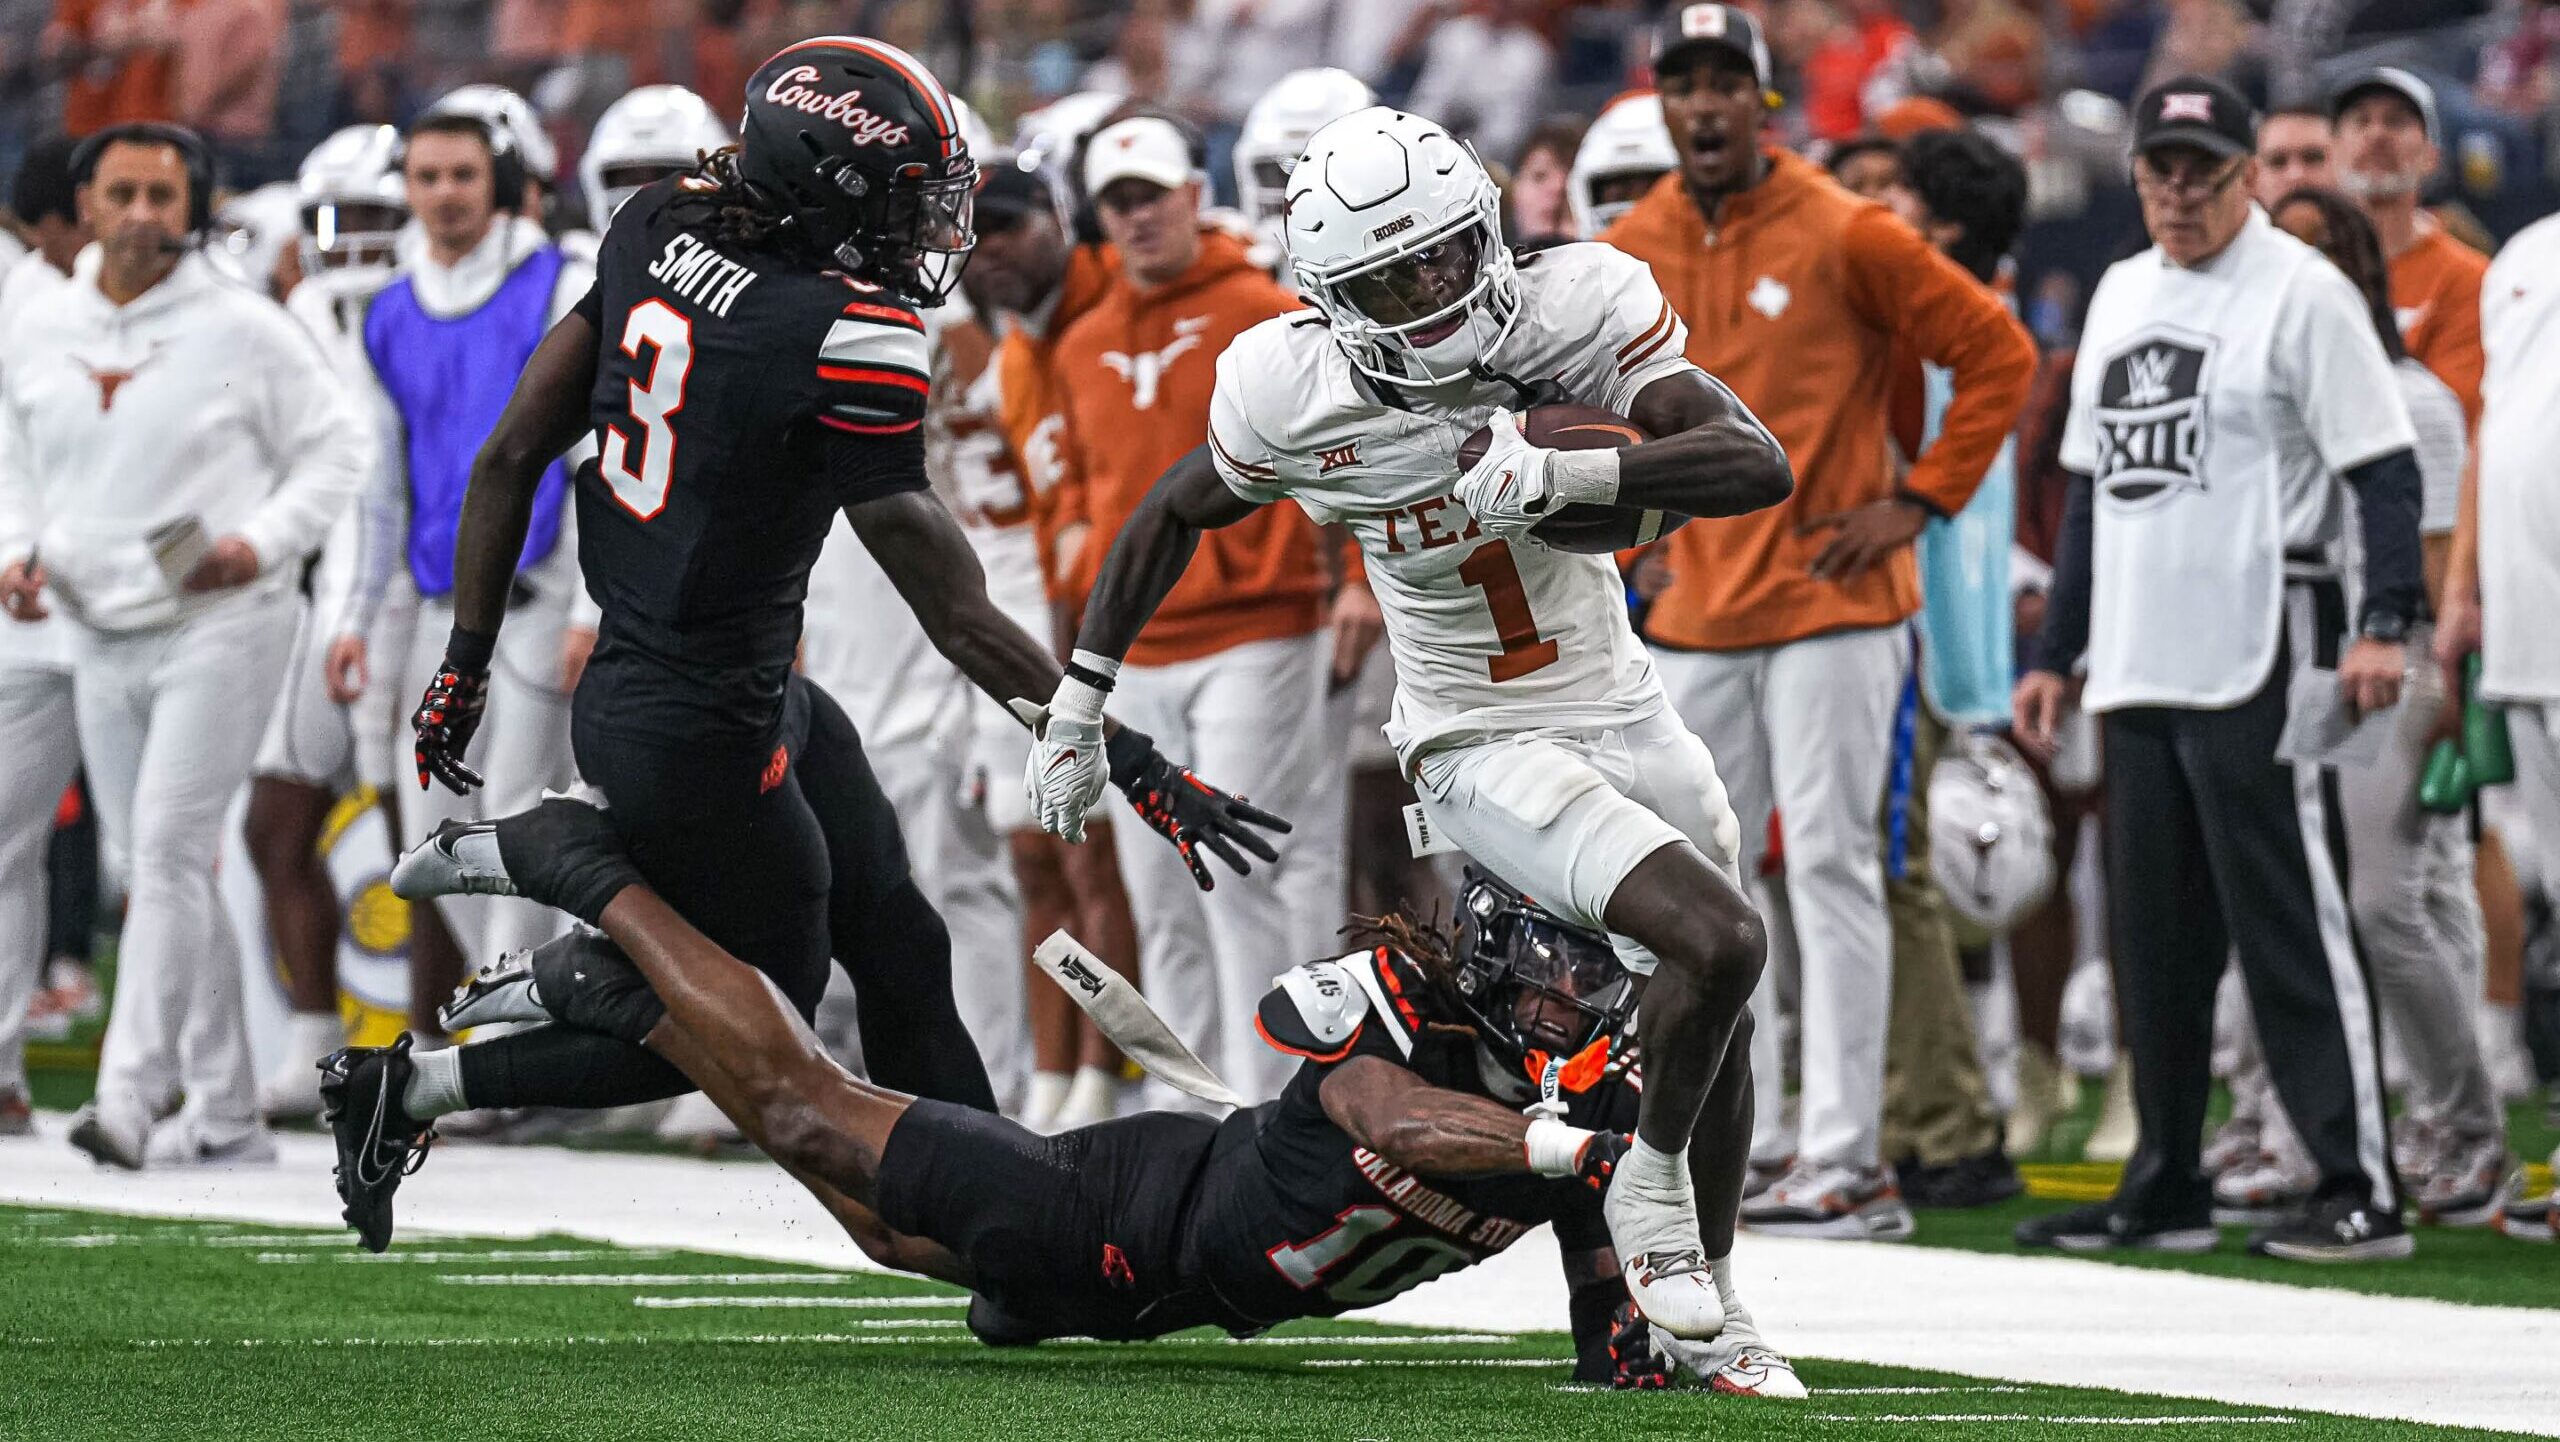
[364,244,571,597]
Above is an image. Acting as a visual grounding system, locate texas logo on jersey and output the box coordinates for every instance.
[2093,332,2213,506]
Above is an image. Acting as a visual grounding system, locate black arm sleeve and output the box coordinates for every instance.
[823,423,930,508]
[2342,446,2425,628]
[2029,470,2095,675]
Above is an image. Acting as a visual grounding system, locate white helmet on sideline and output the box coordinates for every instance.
[579,85,731,228]
[1286,106,1520,387]
[1235,67,1376,237]
[1568,91,1676,236]
[295,123,406,290]
[425,82,558,186]
[1928,732,2057,932]
[208,181,303,296]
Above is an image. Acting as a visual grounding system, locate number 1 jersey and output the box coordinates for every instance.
[1202,243,1703,773]
[571,176,933,742]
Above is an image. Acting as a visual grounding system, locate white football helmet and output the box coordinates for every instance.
[1927,732,2057,933]
[1234,67,1376,237]
[1286,106,1521,387]
[424,82,558,186]
[579,85,731,228]
[207,181,302,295]
[1012,88,1123,207]
[1568,91,1675,237]
[296,123,406,290]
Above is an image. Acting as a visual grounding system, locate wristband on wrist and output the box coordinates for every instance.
[443,625,497,674]
[1525,1117,1599,1176]
[1547,446,1623,509]
[1068,648,1123,687]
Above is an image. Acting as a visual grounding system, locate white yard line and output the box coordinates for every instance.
[5,1120,2553,1436]
[438,1274,955,1289]
[1815,1416,2302,1427]
[631,1298,964,1314]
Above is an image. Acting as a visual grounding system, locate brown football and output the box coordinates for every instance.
[1454,404,1687,554]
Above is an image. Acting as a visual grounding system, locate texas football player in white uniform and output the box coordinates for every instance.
[1028,106,1794,1339]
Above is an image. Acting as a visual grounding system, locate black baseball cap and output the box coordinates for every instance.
[976,156,1054,227]
[2132,75,2256,161]
[1655,3,1776,94]
[2330,66,2441,149]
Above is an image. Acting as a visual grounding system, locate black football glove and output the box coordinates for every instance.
[1574,1131,1634,1193]
[413,630,495,795]
[1104,726,1291,892]
[1607,1298,1675,1390]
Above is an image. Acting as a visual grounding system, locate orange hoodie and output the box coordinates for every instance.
[1051,228,1319,668]
[1602,150,2035,652]
[994,243,1119,603]
[2391,225,2486,427]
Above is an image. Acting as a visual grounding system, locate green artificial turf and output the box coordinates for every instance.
[0,1205,2540,1442]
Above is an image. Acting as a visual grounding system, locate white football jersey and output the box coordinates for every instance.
[1206,242,1700,769]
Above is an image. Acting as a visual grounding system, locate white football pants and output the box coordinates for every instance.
[0,661,79,1092]
[76,591,297,1143]
[1655,623,1908,1172]
[1108,632,1342,1106]
[365,550,578,966]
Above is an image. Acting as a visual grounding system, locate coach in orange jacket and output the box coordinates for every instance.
[1048,115,1340,1105]
[1602,4,2034,1238]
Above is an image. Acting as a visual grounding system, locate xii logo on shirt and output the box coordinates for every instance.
[2093,333,2213,505]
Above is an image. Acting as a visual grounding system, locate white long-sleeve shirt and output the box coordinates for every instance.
[332,215,595,641]
[0,247,371,633]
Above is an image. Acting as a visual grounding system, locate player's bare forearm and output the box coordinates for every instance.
[597,885,899,1200]
[1616,369,1793,518]
[453,313,599,636]
[1073,446,1260,663]
[1318,1055,1535,1177]
[847,488,1064,714]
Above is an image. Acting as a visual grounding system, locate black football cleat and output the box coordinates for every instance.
[320,1034,436,1253]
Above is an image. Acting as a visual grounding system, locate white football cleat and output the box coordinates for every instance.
[390,817,516,901]
[439,949,549,1032]
[1649,1259,1808,1398]
[1704,1344,1808,1398]
[1604,1149,1723,1339]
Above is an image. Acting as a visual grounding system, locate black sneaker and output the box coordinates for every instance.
[2014,1199,2218,1254]
[1900,1148,2026,1210]
[320,1034,436,1253]
[2248,1190,2414,1262]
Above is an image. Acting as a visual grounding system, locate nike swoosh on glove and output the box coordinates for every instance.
[1607,1298,1677,1390]
[1020,698,1107,844]
[1105,726,1292,891]
[413,659,489,795]
[1452,407,1562,540]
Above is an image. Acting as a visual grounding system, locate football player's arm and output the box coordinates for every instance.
[1317,1054,1625,1183]
[412,309,597,793]
[1069,445,1261,663]
[845,480,1069,723]
[1605,368,1795,518]
[452,310,600,640]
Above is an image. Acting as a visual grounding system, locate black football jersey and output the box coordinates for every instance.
[1177,947,1631,1329]
[571,176,933,742]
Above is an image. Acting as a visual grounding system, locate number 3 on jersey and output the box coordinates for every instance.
[601,299,694,520]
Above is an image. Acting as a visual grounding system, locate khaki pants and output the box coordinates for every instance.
[1880,700,2002,1167]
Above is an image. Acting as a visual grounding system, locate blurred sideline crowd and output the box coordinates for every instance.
[0,0,2555,1256]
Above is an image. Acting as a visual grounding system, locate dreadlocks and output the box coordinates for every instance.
[1340,908,1479,1042]
[666,146,805,259]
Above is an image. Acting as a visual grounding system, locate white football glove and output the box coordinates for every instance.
[1451,408,1556,539]
[1016,679,1108,844]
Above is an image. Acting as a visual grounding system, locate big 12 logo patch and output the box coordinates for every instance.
[2093,333,2213,505]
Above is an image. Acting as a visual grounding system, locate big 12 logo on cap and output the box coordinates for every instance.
[2092,330,2214,505]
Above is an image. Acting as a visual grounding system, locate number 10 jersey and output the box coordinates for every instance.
[1204,242,1702,773]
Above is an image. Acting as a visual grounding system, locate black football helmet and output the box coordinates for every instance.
[737,36,976,301]
[1453,867,1640,1092]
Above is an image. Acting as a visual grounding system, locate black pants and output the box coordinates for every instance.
[2105,579,2397,1220]
[458,674,995,1112]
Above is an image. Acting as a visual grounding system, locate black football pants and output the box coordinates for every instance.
[2104,578,2398,1221]
[457,675,996,1113]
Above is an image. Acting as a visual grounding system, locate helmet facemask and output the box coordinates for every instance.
[1454,870,1639,1089]
[1295,169,1521,387]
[298,200,405,281]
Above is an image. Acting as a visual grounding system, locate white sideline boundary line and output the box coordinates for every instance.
[438,1273,945,1289]
[4,1119,2554,1436]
